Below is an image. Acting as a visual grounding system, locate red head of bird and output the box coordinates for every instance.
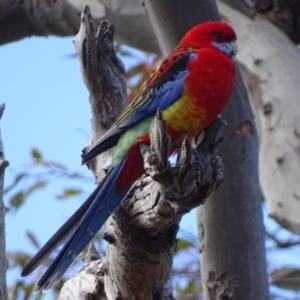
[179,22,238,58]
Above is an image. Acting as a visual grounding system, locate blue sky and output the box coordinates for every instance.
[1,35,300,299]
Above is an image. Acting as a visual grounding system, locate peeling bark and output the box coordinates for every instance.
[59,9,226,299]
[206,271,239,299]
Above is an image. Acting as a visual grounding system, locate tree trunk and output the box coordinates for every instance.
[144,0,269,299]
[200,2,270,299]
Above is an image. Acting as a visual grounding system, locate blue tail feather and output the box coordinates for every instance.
[35,158,130,292]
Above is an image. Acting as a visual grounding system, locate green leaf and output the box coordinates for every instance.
[182,281,197,295]
[31,148,42,159]
[35,158,68,171]
[56,188,82,200]
[117,47,133,57]
[176,238,195,252]
[26,230,40,249]
[24,180,47,198]
[9,180,47,209]
[270,267,300,291]
[7,251,32,268]
[126,63,145,79]
[24,282,36,300]
[9,280,39,300]
[4,172,26,194]
[9,192,24,209]
[46,160,67,171]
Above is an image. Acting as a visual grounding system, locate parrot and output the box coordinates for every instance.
[21,21,237,292]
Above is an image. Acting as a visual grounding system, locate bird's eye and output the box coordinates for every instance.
[214,32,222,39]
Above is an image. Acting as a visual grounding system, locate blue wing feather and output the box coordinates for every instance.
[120,69,189,126]
[35,158,129,292]
[82,52,196,164]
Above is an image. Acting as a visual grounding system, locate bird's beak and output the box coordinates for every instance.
[229,40,238,57]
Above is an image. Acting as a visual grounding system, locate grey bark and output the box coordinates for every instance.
[144,0,269,299]
[59,8,226,299]
[0,104,9,300]
[74,13,128,183]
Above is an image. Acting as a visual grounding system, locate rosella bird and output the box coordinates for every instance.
[22,21,237,292]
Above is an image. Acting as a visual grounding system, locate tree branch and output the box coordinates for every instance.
[74,8,128,183]
[0,0,160,53]
[0,104,9,300]
[0,0,82,46]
